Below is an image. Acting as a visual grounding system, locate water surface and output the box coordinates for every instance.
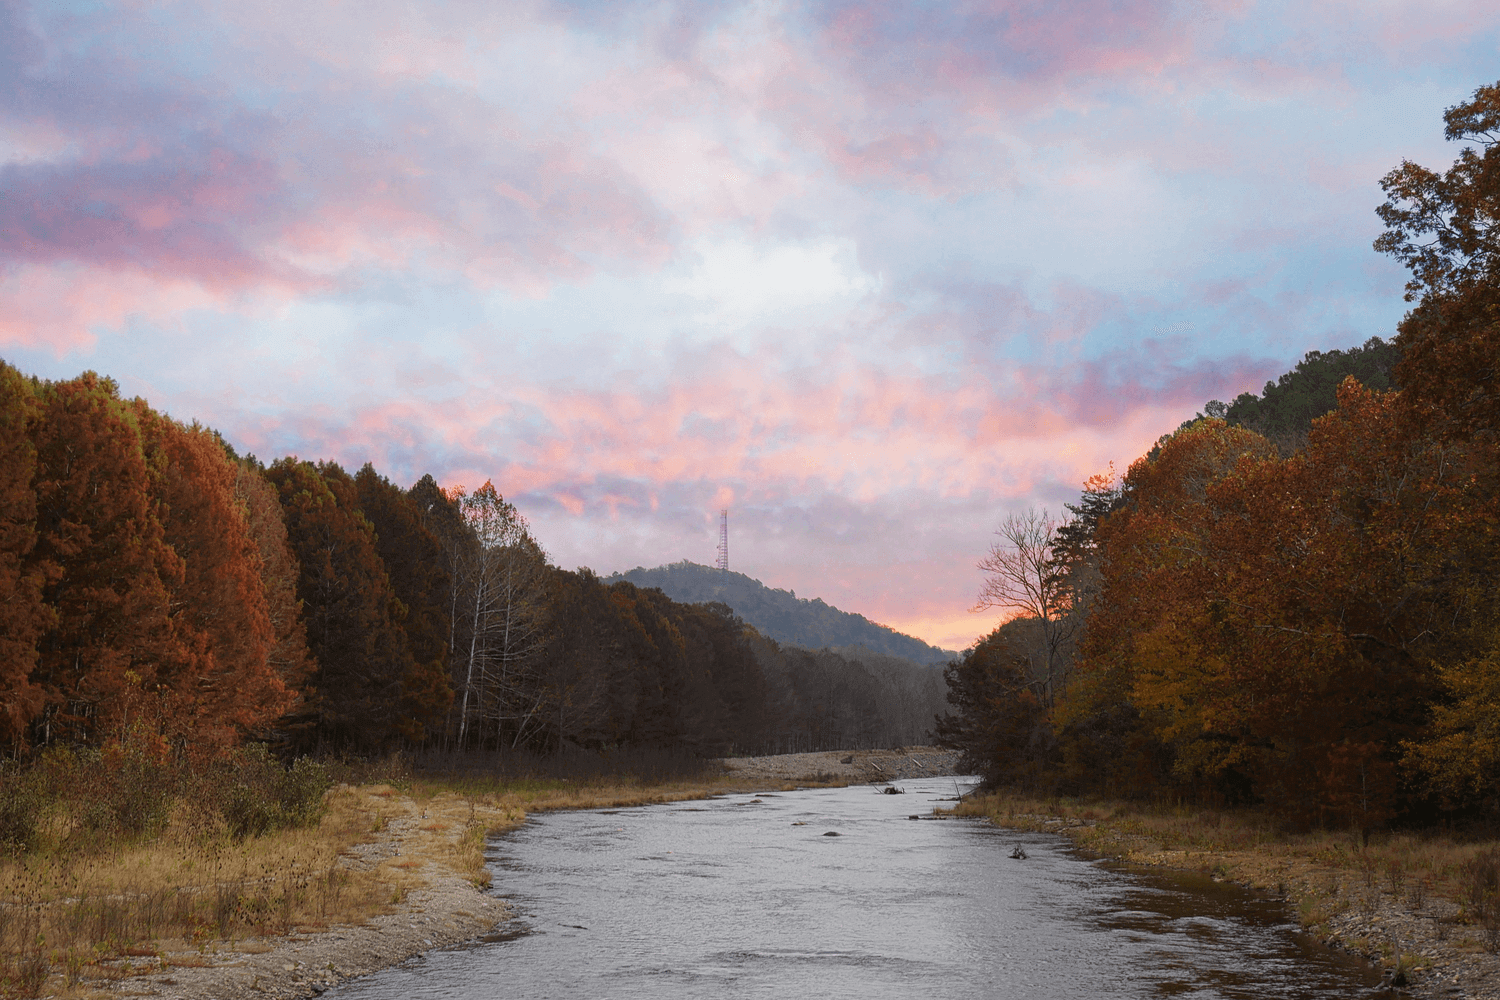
[336,778,1391,999]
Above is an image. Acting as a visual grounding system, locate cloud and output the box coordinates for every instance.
[4,0,1494,646]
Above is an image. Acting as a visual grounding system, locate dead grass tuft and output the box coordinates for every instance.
[948,789,1500,920]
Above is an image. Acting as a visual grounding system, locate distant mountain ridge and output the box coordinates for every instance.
[606,561,956,664]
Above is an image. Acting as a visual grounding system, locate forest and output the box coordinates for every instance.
[0,364,942,759]
[937,81,1500,830]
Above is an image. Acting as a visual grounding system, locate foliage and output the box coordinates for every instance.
[941,86,1500,823]
[1207,337,1401,451]
[933,626,1053,790]
[219,744,332,839]
[265,459,415,751]
[354,464,454,742]
[0,364,50,746]
[1374,80,1500,302]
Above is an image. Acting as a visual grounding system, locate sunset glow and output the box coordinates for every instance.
[3,0,1495,651]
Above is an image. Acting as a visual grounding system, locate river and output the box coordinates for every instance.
[334,777,1394,999]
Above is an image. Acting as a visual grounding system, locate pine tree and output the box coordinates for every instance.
[265,459,413,749]
[354,464,453,741]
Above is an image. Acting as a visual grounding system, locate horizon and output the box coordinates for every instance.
[3,1,1494,651]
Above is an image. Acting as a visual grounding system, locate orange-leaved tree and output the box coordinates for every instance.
[26,374,189,743]
[135,409,296,744]
[0,362,52,745]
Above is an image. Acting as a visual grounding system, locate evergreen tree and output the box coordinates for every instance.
[354,464,454,741]
[265,459,413,750]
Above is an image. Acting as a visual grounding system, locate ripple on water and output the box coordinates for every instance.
[332,778,1396,1000]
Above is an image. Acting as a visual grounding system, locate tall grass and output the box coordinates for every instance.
[0,730,350,997]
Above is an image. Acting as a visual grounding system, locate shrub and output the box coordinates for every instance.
[0,765,43,854]
[219,744,331,839]
[39,736,180,848]
[1460,847,1500,923]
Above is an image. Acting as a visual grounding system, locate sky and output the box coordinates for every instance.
[2,0,1497,653]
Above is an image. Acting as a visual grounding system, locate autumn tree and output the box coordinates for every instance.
[0,362,51,745]
[134,410,295,744]
[23,373,198,743]
[1060,420,1279,804]
[233,462,314,721]
[265,459,414,750]
[1372,81,1500,814]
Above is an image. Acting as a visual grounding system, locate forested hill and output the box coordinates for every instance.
[1177,336,1401,453]
[606,561,956,664]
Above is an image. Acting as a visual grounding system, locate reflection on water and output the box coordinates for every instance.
[334,778,1393,1000]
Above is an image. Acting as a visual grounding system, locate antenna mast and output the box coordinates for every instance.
[716,509,729,572]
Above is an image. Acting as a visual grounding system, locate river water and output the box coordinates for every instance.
[336,778,1394,999]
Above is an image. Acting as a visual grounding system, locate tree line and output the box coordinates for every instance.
[938,80,1500,830]
[0,368,936,757]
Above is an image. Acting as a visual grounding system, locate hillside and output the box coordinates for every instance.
[606,561,956,664]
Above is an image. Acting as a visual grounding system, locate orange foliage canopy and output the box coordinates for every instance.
[1068,383,1485,825]
[1,371,298,749]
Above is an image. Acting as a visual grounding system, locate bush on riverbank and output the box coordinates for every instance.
[0,729,332,858]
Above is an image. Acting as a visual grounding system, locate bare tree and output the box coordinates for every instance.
[454,481,551,747]
[972,508,1078,706]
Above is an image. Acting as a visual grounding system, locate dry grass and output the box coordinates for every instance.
[0,748,840,998]
[0,783,398,998]
[949,790,1500,940]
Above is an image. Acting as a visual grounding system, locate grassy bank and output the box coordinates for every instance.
[0,743,826,998]
[950,791,1500,980]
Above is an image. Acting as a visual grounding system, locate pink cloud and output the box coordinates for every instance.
[0,264,238,354]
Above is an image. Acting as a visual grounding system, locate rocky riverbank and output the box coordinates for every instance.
[958,800,1500,1000]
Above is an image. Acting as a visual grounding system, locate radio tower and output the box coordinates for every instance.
[715,509,729,572]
